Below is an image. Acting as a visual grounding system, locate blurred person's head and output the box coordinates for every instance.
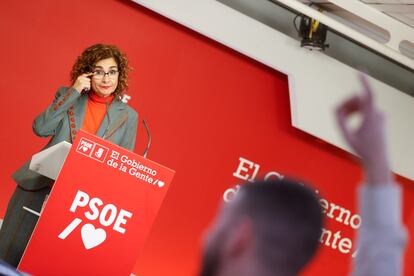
[201,179,323,276]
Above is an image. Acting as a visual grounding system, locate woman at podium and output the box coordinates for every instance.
[0,44,139,266]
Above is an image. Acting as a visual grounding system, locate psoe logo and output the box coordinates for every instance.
[76,138,109,163]
[58,190,133,250]
[76,138,94,156]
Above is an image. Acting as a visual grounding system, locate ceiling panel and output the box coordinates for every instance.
[388,12,414,25]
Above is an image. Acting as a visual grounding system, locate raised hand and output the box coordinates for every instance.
[72,72,94,93]
[335,74,392,185]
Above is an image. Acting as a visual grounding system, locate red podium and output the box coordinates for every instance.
[18,130,175,276]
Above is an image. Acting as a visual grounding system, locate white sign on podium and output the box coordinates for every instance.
[29,141,72,180]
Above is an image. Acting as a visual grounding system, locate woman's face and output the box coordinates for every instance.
[91,57,119,97]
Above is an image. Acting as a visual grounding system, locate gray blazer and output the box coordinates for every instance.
[12,86,138,191]
[0,87,138,266]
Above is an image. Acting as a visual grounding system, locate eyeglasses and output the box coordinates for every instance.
[92,69,119,79]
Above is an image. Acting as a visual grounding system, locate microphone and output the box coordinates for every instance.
[142,119,151,158]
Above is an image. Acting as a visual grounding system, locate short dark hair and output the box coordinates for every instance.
[237,179,323,274]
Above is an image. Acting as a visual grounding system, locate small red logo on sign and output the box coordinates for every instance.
[76,138,94,156]
[91,145,109,163]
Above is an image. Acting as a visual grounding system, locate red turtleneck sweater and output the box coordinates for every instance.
[81,92,114,134]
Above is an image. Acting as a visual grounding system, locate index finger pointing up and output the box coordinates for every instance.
[359,73,374,109]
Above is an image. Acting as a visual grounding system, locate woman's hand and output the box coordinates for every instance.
[72,72,94,93]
